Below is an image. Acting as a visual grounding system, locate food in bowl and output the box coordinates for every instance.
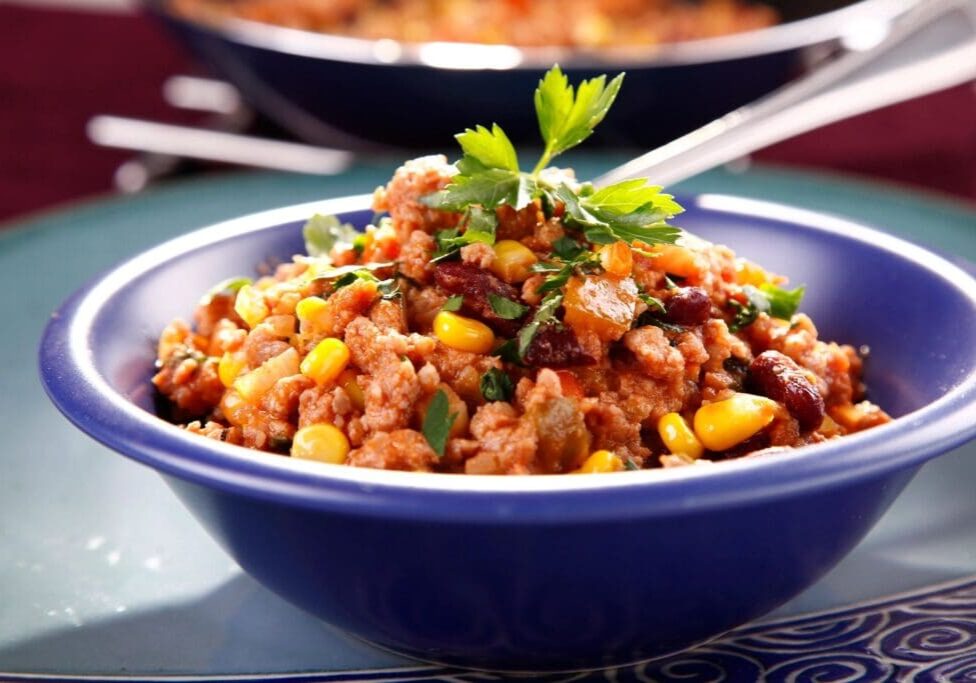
[154,66,888,474]
[169,0,778,47]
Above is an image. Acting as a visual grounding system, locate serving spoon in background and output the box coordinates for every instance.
[595,0,976,187]
[89,0,976,187]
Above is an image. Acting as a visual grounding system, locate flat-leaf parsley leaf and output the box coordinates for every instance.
[422,389,458,457]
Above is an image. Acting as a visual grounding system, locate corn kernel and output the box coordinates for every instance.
[693,393,778,452]
[218,351,247,388]
[295,296,328,323]
[300,338,350,385]
[575,450,624,473]
[433,311,495,354]
[490,240,537,283]
[234,348,300,402]
[598,241,633,278]
[291,424,349,464]
[234,284,270,329]
[337,368,365,410]
[658,412,705,460]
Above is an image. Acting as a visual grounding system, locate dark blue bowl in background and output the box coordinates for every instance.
[143,0,908,149]
[39,194,976,672]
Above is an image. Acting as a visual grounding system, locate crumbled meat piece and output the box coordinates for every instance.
[465,402,538,474]
[372,155,459,242]
[347,429,438,471]
[398,230,436,284]
[460,242,495,269]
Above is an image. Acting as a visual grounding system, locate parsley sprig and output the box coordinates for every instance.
[421,65,683,261]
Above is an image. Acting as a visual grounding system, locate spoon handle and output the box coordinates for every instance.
[595,0,976,188]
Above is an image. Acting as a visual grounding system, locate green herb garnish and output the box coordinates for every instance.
[760,283,805,319]
[199,276,251,305]
[532,66,624,174]
[442,295,464,312]
[303,214,360,257]
[517,290,563,358]
[422,389,457,457]
[638,291,666,315]
[488,293,529,320]
[331,268,400,300]
[729,283,805,332]
[480,368,515,402]
[422,65,682,253]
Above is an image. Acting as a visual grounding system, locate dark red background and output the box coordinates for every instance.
[1,4,974,224]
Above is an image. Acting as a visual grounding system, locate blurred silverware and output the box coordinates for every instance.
[597,0,976,187]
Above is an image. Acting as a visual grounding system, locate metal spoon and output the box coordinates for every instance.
[595,0,976,187]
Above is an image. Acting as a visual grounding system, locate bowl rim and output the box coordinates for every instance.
[146,0,915,69]
[40,192,976,523]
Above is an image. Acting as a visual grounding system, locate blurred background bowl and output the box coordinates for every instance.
[39,192,976,672]
[143,0,913,149]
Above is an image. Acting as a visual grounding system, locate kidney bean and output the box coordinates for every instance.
[747,350,825,431]
[434,262,524,335]
[523,324,595,368]
[665,287,712,326]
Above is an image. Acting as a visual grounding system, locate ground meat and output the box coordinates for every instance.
[153,352,225,419]
[372,155,459,242]
[582,397,648,464]
[262,374,315,421]
[369,298,408,333]
[243,324,291,368]
[194,292,243,337]
[314,279,380,341]
[615,369,687,428]
[343,317,422,433]
[460,242,495,269]
[496,201,544,242]
[425,342,501,404]
[405,285,448,334]
[299,383,362,429]
[398,230,436,284]
[465,402,538,474]
[623,326,684,383]
[185,420,243,445]
[348,429,439,471]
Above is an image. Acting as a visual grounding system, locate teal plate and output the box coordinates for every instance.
[3,160,975,680]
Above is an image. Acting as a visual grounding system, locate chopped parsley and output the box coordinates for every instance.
[441,295,464,312]
[517,290,563,358]
[760,283,805,319]
[303,213,360,257]
[488,293,529,320]
[331,268,400,300]
[422,389,457,457]
[480,368,515,402]
[729,283,805,332]
[421,65,682,254]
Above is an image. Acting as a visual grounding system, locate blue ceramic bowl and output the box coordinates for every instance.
[39,193,976,672]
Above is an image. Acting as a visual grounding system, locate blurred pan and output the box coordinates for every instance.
[144,0,916,149]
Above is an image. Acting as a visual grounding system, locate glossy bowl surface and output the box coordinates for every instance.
[39,194,976,671]
[144,0,912,148]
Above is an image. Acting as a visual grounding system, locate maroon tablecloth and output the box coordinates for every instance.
[1,4,974,223]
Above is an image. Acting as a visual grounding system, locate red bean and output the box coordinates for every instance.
[665,287,712,326]
[434,262,524,335]
[523,325,595,368]
[748,351,825,431]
